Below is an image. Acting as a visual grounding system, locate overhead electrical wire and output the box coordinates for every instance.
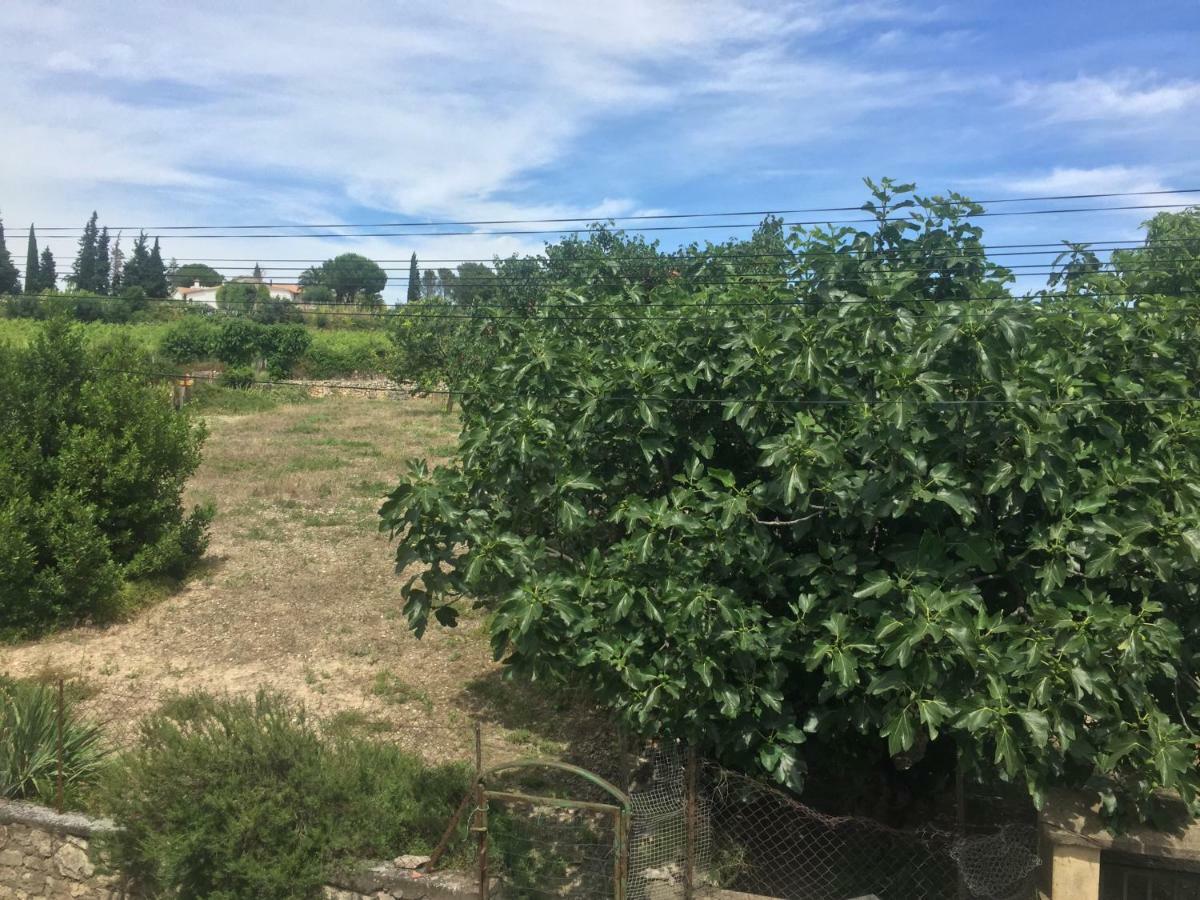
[91,238,1193,263]
[26,203,1200,240]
[31,187,1200,232]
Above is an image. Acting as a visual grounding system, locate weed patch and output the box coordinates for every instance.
[370,670,433,712]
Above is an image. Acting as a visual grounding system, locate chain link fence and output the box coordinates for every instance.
[446,740,1041,900]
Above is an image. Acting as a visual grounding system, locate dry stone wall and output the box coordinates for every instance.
[0,800,479,900]
[0,802,123,899]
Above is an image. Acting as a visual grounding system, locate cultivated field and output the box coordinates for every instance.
[0,387,616,772]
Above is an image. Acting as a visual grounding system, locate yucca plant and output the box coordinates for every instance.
[0,677,107,805]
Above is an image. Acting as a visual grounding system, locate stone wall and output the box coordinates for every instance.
[0,800,480,900]
[0,802,123,899]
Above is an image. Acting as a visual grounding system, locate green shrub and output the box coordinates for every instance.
[298,331,390,378]
[160,316,218,363]
[213,318,266,366]
[0,319,211,637]
[0,677,107,807]
[4,293,45,319]
[263,324,312,380]
[218,365,256,389]
[97,691,469,899]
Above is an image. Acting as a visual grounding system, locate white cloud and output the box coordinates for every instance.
[1013,74,1200,123]
[0,0,933,239]
[997,165,1170,196]
[5,0,1189,302]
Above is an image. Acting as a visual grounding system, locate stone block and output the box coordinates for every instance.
[30,827,54,856]
[54,842,95,880]
[0,848,24,866]
[18,868,46,893]
[393,854,430,870]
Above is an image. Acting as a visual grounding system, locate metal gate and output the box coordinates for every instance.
[473,759,631,899]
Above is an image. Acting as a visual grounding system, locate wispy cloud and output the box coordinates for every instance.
[1013,73,1200,122]
[993,165,1171,196]
[1,0,1197,296]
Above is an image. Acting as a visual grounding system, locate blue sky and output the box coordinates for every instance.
[1,0,1198,297]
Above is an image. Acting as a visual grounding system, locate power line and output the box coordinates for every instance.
[67,237,1195,266]
[16,256,1199,296]
[96,250,1199,277]
[30,187,1200,231]
[26,203,1200,240]
[92,238,1177,262]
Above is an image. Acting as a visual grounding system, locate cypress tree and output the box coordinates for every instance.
[24,225,39,294]
[407,252,420,303]
[110,233,124,294]
[0,213,19,295]
[252,261,263,281]
[38,247,56,292]
[96,226,111,294]
[147,238,168,298]
[73,211,99,292]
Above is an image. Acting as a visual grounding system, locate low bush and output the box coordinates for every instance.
[0,677,107,807]
[160,315,219,363]
[0,319,211,637]
[297,331,391,378]
[213,318,266,367]
[96,691,469,899]
[218,365,256,389]
[263,324,312,380]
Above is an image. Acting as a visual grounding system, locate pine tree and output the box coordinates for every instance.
[407,252,420,303]
[0,213,19,295]
[96,226,111,294]
[38,247,56,292]
[72,211,100,292]
[147,238,168,298]
[24,225,39,294]
[252,262,263,281]
[422,269,439,297]
[123,231,150,294]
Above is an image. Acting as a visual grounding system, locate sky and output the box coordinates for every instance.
[0,0,1198,298]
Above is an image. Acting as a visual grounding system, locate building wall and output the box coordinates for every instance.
[173,286,219,307]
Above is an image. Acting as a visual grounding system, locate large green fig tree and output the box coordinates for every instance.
[381,181,1200,824]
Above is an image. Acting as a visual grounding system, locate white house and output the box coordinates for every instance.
[174,276,303,309]
[174,282,220,306]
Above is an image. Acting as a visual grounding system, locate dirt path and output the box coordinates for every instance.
[0,391,615,771]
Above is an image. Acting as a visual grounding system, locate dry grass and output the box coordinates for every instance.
[0,392,617,773]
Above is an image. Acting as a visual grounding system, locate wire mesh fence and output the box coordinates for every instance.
[10,672,1043,899]
[445,739,1041,900]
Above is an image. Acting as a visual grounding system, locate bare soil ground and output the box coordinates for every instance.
[0,390,616,773]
